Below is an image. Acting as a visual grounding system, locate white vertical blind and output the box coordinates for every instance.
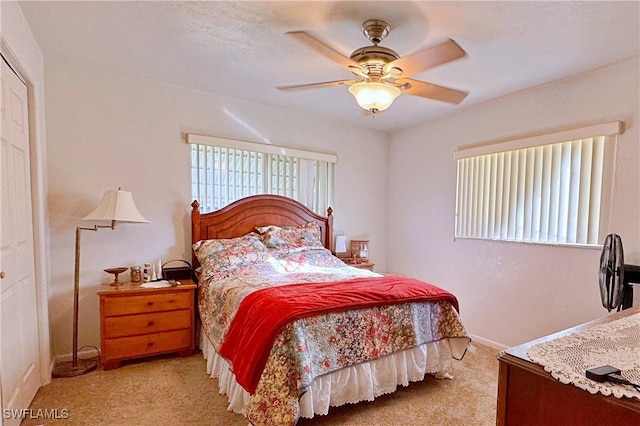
[188,135,336,215]
[454,122,621,246]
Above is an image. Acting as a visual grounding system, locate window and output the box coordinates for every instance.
[454,122,622,246]
[188,134,336,215]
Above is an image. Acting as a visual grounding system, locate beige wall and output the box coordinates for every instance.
[388,58,640,348]
[43,58,390,358]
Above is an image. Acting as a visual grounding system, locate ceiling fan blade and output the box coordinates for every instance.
[398,78,468,105]
[385,38,466,77]
[277,80,356,92]
[287,31,361,70]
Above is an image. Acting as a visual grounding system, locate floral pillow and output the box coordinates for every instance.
[277,247,347,271]
[258,222,325,255]
[193,233,279,282]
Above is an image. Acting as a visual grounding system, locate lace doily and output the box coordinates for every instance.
[527,312,640,400]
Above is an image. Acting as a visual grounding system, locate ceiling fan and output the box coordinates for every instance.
[277,19,469,114]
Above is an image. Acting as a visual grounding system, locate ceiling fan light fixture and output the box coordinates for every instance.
[348,81,401,113]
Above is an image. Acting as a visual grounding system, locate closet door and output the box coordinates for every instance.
[1,58,41,425]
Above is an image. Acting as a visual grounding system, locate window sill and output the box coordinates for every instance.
[453,236,601,250]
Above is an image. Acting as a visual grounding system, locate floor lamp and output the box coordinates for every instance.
[52,189,149,378]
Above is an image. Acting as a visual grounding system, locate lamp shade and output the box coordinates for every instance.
[82,189,149,223]
[348,81,401,113]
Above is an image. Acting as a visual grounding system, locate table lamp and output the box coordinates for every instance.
[52,188,149,377]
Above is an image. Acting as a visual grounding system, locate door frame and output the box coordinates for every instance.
[1,36,52,386]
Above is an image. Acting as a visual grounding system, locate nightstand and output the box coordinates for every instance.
[98,279,197,370]
[352,262,375,271]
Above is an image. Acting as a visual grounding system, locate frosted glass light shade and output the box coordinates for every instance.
[82,189,149,223]
[348,82,401,113]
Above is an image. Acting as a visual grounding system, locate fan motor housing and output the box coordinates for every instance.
[350,46,399,76]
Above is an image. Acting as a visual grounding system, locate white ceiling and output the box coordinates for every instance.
[18,1,640,133]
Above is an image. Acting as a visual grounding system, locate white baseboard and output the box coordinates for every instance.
[469,333,509,351]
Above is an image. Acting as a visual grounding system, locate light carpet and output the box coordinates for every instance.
[25,343,498,425]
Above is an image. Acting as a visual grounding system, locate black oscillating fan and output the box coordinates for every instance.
[598,233,640,312]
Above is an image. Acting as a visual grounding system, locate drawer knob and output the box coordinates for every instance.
[147,321,155,327]
[147,342,154,347]
[147,301,154,306]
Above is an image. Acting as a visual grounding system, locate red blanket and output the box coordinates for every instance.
[218,275,459,394]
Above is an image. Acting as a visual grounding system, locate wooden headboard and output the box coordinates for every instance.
[191,194,333,269]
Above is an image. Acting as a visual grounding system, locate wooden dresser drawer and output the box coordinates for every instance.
[103,329,193,360]
[103,290,191,316]
[103,309,192,339]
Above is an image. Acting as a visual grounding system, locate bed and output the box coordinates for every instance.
[190,194,470,425]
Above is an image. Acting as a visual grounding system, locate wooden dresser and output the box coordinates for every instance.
[497,306,640,425]
[98,279,196,370]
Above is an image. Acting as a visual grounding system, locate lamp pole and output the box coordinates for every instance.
[53,221,115,378]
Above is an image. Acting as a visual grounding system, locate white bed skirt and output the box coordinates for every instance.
[200,330,468,420]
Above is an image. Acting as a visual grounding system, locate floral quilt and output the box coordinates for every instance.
[198,265,469,426]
